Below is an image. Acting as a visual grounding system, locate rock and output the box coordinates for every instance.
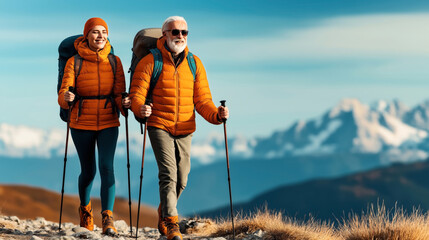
[8,216,20,223]
[49,236,77,240]
[63,222,76,229]
[72,226,89,233]
[72,230,100,239]
[252,229,265,238]
[0,218,17,229]
[35,217,48,226]
[179,218,213,233]
[113,220,128,232]
[143,227,160,236]
[13,228,25,235]
[100,235,118,240]
[30,236,44,240]
[198,238,226,240]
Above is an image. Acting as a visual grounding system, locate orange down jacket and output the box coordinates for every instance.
[130,37,221,136]
[58,37,126,131]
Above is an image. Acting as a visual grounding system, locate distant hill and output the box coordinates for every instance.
[198,160,429,223]
[0,184,157,228]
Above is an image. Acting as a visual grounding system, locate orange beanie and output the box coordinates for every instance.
[83,17,108,38]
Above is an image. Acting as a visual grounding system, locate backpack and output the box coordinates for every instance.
[129,28,196,124]
[57,35,117,122]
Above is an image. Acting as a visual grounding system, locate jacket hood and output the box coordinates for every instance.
[74,36,112,61]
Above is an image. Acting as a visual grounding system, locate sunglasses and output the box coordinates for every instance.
[166,29,189,36]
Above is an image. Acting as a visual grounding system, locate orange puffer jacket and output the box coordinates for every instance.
[58,37,126,131]
[130,37,221,136]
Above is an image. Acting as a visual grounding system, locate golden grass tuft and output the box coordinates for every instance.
[191,204,429,240]
[192,208,340,240]
[339,203,429,240]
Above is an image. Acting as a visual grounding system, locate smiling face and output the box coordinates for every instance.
[86,25,108,51]
[163,20,188,55]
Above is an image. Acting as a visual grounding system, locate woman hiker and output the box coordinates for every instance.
[58,17,130,236]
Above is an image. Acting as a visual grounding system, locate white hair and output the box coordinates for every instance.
[162,16,187,32]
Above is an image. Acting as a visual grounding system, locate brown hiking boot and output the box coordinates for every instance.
[101,210,118,236]
[165,216,182,240]
[158,204,167,235]
[79,202,94,231]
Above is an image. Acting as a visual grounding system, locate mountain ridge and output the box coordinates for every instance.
[3,98,429,164]
[198,159,429,223]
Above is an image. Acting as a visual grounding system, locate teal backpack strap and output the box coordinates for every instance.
[187,52,196,80]
[147,48,163,104]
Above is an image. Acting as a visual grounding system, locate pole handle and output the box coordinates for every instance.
[220,100,227,122]
[141,99,152,124]
[68,86,75,107]
[121,92,129,117]
[220,100,226,107]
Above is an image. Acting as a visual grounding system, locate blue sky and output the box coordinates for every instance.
[2,0,429,140]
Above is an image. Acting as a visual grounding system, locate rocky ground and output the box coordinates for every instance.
[0,215,264,240]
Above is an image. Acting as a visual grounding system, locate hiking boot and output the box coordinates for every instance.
[158,204,167,235]
[79,202,94,231]
[165,216,182,240]
[101,210,118,236]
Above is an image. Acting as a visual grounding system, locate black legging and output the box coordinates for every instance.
[71,127,118,211]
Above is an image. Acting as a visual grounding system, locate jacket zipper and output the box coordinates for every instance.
[170,54,180,135]
[175,68,179,135]
[97,53,100,129]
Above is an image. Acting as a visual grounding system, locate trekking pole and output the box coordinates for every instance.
[59,86,74,231]
[135,102,150,239]
[121,92,133,237]
[220,100,236,240]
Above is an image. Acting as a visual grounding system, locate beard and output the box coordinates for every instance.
[167,38,187,54]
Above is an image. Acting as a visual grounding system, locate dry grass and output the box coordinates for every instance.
[339,203,429,240]
[191,204,429,240]
[192,208,340,240]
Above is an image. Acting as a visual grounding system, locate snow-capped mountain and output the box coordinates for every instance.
[253,98,429,162]
[0,123,255,165]
[4,98,429,215]
[403,99,429,131]
[2,98,429,164]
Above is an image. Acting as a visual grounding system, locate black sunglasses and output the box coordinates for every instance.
[166,29,189,36]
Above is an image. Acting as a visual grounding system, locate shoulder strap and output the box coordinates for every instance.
[107,53,117,97]
[73,54,83,91]
[74,54,83,80]
[107,53,117,76]
[146,48,163,104]
[187,52,196,81]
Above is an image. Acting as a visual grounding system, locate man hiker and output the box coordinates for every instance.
[130,16,229,240]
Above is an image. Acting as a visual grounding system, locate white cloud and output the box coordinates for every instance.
[197,13,429,62]
[0,123,66,158]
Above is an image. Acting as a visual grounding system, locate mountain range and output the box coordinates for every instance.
[199,159,429,224]
[3,98,429,215]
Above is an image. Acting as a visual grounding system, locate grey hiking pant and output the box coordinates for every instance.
[148,127,192,217]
